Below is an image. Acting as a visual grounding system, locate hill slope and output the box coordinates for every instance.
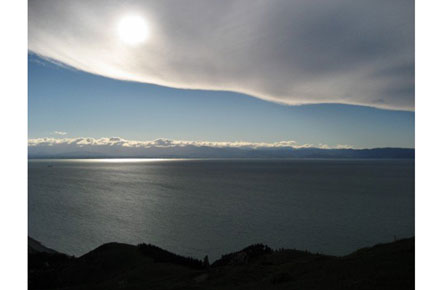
[29,237,414,290]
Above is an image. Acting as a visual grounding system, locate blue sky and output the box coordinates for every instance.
[28,1,414,150]
[29,54,414,148]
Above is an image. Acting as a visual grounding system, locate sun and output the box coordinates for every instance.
[117,15,149,45]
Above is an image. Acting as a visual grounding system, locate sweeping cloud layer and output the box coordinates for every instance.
[29,0,414,110]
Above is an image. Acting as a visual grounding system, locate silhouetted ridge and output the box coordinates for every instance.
[212,244,273,267]
[28,238,414,290]
[137,243,204,269]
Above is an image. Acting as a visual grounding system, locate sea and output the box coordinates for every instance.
[28,158,414,260]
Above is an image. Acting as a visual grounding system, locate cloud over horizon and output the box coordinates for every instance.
[28,137,355,157]
[28,137,316,149]
[29,0,414,110]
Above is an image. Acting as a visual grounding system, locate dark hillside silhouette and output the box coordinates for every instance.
[28,237,414,290]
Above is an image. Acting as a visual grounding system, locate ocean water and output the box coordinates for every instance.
[28,159,414,260]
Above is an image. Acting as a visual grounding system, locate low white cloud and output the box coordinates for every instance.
[28,137,314,149]
[28,137,354,157]
[334,144,354,149]
[52,131,67,136]
[29,0,414,110]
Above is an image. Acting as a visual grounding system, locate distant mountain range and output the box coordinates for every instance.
[29,146,414,159]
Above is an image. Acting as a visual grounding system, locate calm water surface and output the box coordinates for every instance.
[28,159,414,260]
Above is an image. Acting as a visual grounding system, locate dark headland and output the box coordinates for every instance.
[29,237,414,290]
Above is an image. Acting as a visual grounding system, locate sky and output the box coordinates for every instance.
[28,0,414,152]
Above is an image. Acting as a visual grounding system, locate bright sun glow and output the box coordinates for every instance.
[117,15,149,45]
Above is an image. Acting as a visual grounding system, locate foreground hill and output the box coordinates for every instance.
[29,237,414,290]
